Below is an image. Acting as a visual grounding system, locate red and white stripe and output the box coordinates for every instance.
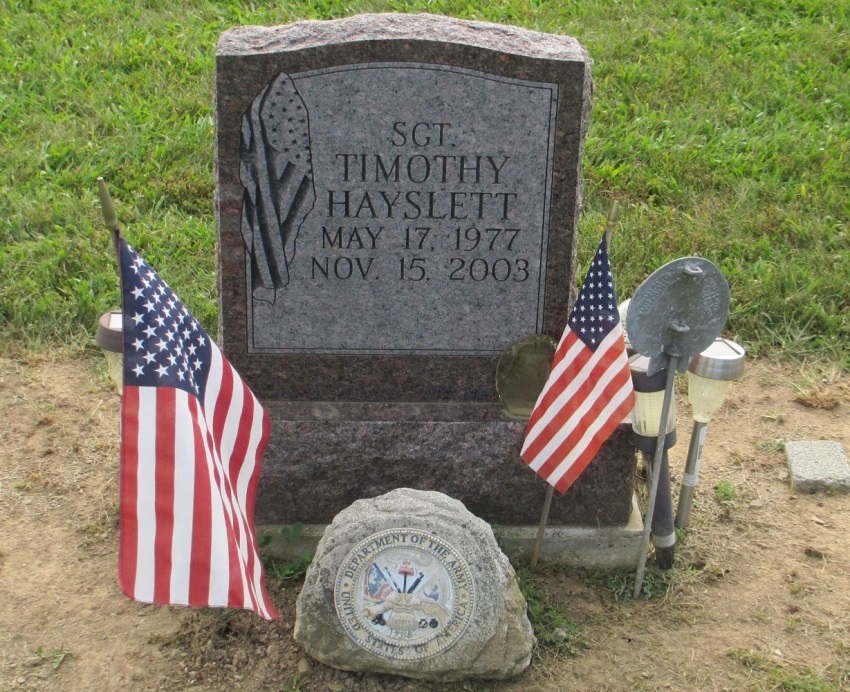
[521,325,634,493]
[119,345,277,620]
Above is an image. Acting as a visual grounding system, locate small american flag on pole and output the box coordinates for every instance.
[521,235,634,494]
[118,239,278,620]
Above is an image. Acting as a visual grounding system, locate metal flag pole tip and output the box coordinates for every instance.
[97,177,122,256]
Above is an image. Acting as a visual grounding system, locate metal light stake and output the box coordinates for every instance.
[676,338,745,528]
[630,356,680,596]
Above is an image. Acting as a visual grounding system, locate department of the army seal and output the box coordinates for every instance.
[334,528,476,661]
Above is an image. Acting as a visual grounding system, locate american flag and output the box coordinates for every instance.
[118,239,278,620]
[521,235,634,493]
[364,563,393,601]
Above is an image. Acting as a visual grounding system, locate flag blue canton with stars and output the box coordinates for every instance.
[568,240,620,350]
[120,242,212,400]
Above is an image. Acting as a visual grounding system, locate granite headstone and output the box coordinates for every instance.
[215,14,636,541]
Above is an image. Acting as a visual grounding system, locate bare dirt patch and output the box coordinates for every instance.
[1,354,848,691]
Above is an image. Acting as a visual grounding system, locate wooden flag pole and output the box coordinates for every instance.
[529,201,620,570]
[97,177,122,255]
[605,200,620,249]
[529,484,554,569]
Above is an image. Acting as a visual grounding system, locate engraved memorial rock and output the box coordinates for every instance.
[216,14,638,555]
[294,489,535,681]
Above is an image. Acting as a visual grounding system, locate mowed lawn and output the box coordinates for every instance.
[1,0,847,365]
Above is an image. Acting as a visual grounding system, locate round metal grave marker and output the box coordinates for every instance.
[626,257,730,366]
[334,528,476,661]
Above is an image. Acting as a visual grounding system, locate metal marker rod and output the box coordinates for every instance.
[633,357,679,598]
[530,484,554,569]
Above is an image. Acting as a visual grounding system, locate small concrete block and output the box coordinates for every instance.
[785,440,850,493]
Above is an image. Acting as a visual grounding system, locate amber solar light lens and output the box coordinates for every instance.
[495,334,557,420]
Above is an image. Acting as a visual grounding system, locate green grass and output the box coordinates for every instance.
[583,565,674,601]
[715,479,737,503]
[35,645,70,671]
[1,0,848,364]
[265,553,313,582]
[728,649,842,691]
[515,568,586,653]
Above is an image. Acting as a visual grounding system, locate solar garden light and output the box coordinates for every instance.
[629,354,677,569]
[95,309,123,389]
[676,338,746,529]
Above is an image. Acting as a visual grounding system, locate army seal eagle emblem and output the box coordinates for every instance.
[334,528,476,661]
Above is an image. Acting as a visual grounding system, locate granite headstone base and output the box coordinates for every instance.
[256,403,635,526]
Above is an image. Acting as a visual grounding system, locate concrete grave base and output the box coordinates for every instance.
[259,494,644,569]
